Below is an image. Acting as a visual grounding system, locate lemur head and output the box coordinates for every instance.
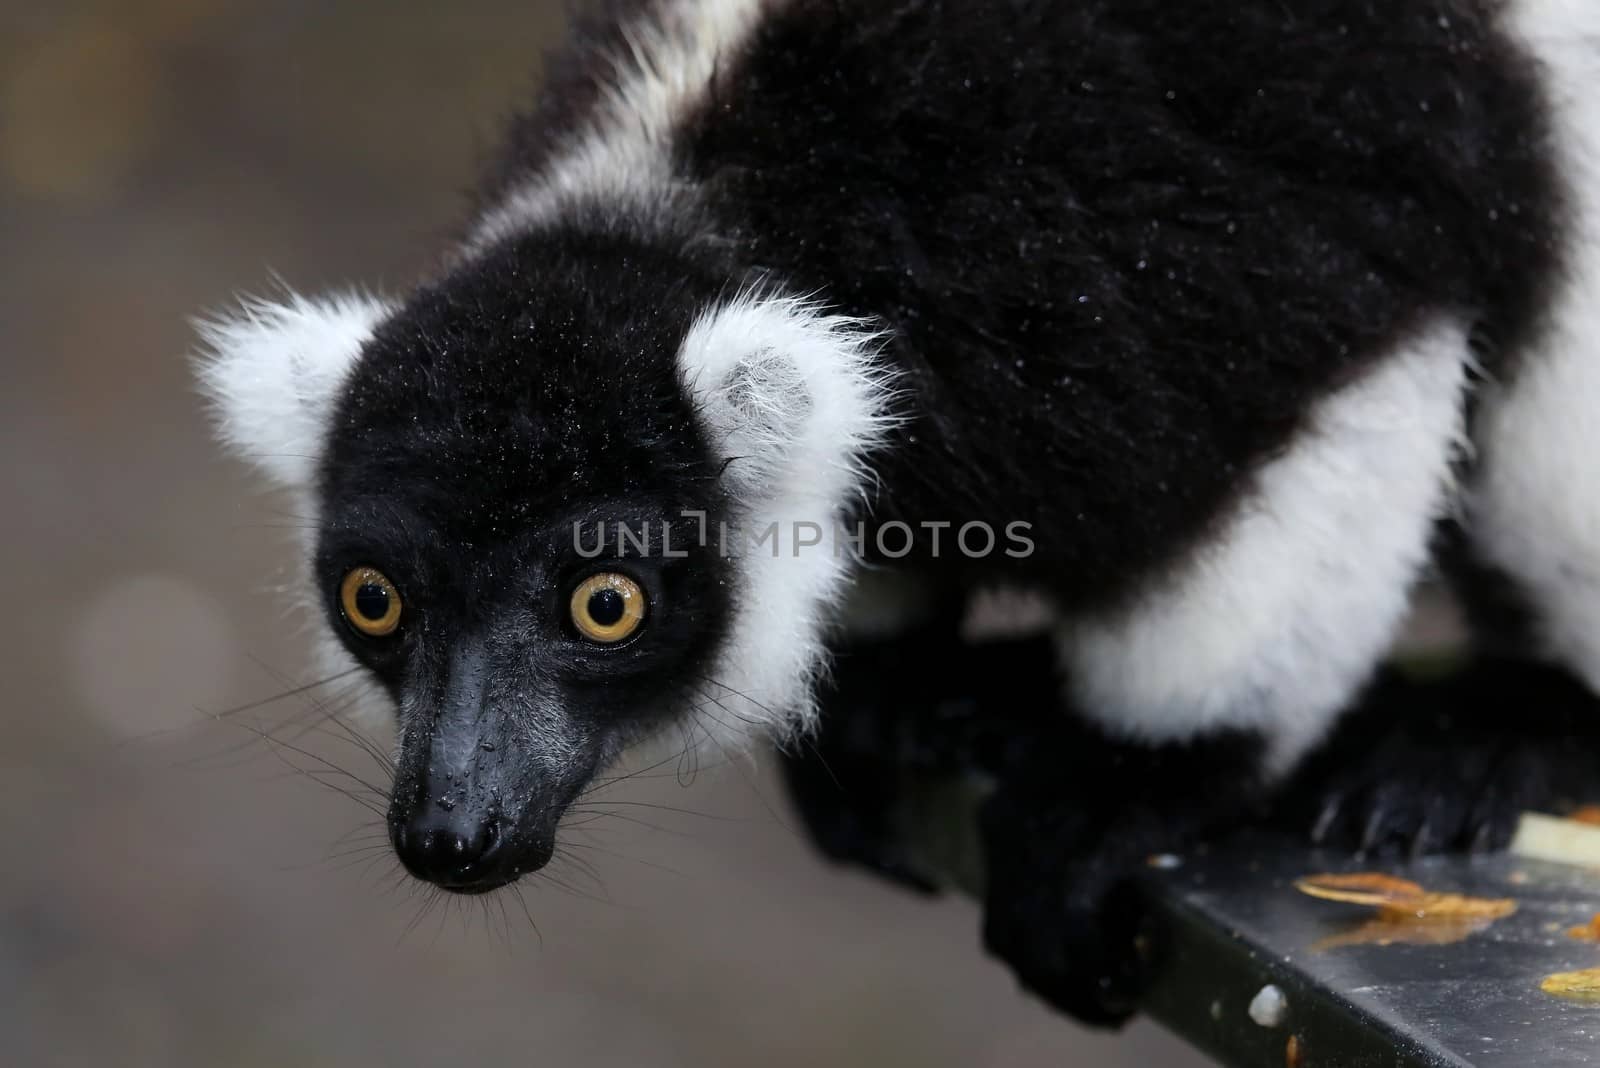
[198,230,893,893]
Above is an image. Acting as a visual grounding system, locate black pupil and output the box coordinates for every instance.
[587,587,626,627]
[354,584,390,621]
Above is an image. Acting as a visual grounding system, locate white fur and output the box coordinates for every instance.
[195,291,398,732]
[676,289,899,740]
[193,291,394,489]
[1469,0,1600,692]
[472,0,768,245]
[1058,321,1472,773]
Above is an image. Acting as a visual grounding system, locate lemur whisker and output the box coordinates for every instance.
[274,819,392,873]
[560,837,690,880]
[397,886,443,946]
[554,849,621,900]
[560,807,704,839]
[204,666,364,722]
[354,854,404,888]
[569,798,739,822]
[221,713,394,811]
[327,824,390,848]
[305,707,396,775]
[198,690,368,777]
[686,694,758,740]
[693,678,845,791]
[678,710,797,837]
[671,715,705,788]
[510,884,543,947]
[192,686,367,772]
[320,841,395,865]
[534,862,614,906]
[179,670,368,770]
[490,893,512,949]
[252,739,388,821]
[690,675,777,724]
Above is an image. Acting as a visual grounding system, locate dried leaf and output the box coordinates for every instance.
[1542,967,1600,1002]
[1294,872,1425,907]
[1295,872,1516,927]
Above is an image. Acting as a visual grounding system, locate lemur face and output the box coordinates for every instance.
[199,231,895,892]
[309,237,736,889]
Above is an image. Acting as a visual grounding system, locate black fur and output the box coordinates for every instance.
[478,0,668,212]
[781,618,1054,894]
[677,0,1562,603]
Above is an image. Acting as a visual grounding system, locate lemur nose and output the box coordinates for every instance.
[391,810,507,891]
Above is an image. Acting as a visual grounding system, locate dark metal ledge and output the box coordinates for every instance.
[1139,841,1600,1067]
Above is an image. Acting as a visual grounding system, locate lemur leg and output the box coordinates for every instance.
[779,573,1028,893]
[779,621,1058,894]
[1299,21,1600,856]
[983,320,1473,1024]
[1463,22,1600,705]
[1281,11,1600,857]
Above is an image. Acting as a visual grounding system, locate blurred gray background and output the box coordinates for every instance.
[0,4,1212,1064]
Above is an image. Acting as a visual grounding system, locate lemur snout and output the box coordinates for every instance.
[390,807,514,891]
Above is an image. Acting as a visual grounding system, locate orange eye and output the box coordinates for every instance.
[340,567,403,637]
[569,572,647,644]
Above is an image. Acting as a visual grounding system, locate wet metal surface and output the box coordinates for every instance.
[1143,837,1600,1067]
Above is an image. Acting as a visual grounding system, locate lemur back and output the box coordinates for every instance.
[481,0,1562,604]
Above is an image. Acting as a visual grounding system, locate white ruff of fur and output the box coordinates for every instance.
[194,290,398,728]
[472,0,769,244]
[1472,0,1600,692]
[676,289,899,745]
[1058,321,1472,775]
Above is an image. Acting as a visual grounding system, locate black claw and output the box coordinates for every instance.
[1310,793,1343,845]
[1407,819,1431,860]
[1359,804,1388,854]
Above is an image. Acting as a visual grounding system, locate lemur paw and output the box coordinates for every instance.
[978,789,1154,1026]
[977,730,1266,1027]
[1283,660,1600,857]
[779,728,941,894]
[779,627,1043,895]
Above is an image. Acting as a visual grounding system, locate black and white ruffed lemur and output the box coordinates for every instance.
[198,0,1600,1027]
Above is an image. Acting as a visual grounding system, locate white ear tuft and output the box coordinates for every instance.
[676,289,901,741]
[680,289,899,507]
[193,290,394,488]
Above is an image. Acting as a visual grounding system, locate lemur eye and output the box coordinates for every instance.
[339,567,403,638]
[569,572,647,644]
